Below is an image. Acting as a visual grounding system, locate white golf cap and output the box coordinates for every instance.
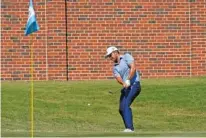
[105,46,118,58]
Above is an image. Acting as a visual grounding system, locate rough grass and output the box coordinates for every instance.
[1,77,206,137]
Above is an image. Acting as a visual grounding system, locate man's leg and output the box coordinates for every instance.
[129,82,141,105]
[123,82,141,130]
[119,89,126,128]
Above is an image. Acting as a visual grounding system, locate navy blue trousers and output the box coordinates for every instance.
[119,81,141,130]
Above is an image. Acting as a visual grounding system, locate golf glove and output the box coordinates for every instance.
[125,79,130,87]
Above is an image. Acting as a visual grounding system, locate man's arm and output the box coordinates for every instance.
[124,53,136,81]
[115,76,127,88]
[127,62,136,80]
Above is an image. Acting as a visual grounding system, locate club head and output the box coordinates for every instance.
[108,90,113,94]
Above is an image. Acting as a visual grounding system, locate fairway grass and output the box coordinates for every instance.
[1,77,206,137]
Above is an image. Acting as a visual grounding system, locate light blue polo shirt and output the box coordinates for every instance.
[113,53,140,84]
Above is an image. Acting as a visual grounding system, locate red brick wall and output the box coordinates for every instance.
[1,0,66,80]
[190,1,206,76]
[1,0,206,81]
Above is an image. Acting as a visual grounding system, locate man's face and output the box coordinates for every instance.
[108,52,118,63]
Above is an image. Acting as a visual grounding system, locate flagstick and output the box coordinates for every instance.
[30,34,34,138]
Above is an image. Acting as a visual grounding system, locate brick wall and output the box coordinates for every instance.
[1,0,206,81]
[190,1,206,76]
[1,0,66,80]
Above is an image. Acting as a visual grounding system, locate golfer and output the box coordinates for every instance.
[105,46,141,132]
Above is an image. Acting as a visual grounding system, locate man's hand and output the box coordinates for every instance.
[115,76,130,88]
[124,79,130,88]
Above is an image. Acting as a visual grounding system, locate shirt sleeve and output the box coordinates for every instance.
[113,67,120,78]
[124,53,134,65]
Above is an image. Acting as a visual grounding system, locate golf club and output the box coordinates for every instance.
[108,89,119,94]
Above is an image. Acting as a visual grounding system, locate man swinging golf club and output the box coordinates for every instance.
[105,46,141,132]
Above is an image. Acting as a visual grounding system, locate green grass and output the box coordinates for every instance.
[1,77,206,137]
